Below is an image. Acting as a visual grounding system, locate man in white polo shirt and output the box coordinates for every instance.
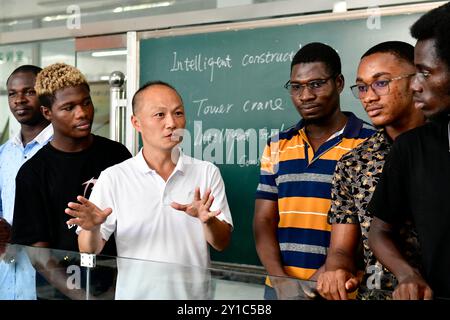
[66,81,233,299]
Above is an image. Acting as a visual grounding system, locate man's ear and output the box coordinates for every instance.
[131,115,141,133]
[41,106,52,122]
[335,74,345,94]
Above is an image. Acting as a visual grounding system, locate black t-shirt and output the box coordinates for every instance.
[11,135,132,253]
[11,135,131,299]
[368,115,450,299]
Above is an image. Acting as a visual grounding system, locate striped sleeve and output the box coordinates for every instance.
[255,140,278,201]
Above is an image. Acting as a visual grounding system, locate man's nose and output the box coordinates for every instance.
[362,85,380,104]
[74,105,89,118]
[298,86,315,102]
[165,114,176,128]
[410,74,423,93]
[14,92,27,104]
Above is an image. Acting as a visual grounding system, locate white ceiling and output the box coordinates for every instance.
[0,0,177,20]
[0,0,441,22]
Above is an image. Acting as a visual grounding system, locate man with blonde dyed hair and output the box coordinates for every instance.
[11,63,131,299]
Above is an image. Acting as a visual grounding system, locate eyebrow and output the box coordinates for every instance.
[8,86,34,91]
[56,96,91,109]
[56,102,73,109]
[415,63,428,70]
[356,72,391,82]
[160,104,184,109]
[290,78,326,84]
[150,104,184,111]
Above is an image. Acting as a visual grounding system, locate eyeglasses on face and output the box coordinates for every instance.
[350,73,415,99]
[284,76,335,97]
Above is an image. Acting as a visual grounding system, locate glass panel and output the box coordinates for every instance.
[75,49,127,139]
[1,244,88,300]
[41,38,76,67]
[0,38,75,142]
[0,244,321,300]
[0,43,35,143]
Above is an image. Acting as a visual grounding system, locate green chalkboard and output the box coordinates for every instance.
[140,12,423,266]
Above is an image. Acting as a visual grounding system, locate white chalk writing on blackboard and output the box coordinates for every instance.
[243,98,284,112]
[191,97,286,117]
[193,98,234,117]
[241,50,295,66]
[170,51,232,82]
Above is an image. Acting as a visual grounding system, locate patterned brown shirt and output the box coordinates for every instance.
[328,129,421,300]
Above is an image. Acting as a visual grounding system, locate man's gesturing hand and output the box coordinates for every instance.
[65,196,112,231]
[171,187,221,223]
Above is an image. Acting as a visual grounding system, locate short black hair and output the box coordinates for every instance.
[361,41,414,65]
[291,42,341,76]
[410,2,450,68]
[132,80,182,115]
[6,65,42,86]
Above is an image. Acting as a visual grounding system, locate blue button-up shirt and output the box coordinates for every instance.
[0,124,53,300]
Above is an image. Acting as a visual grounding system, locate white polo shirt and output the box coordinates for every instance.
[81,149,233,299]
